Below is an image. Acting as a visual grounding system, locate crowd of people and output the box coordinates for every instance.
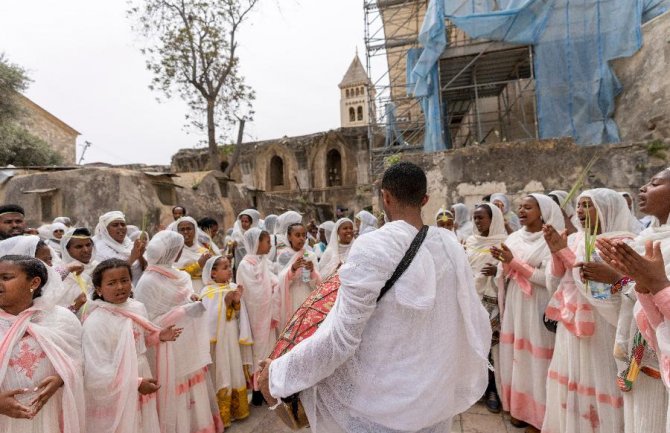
[0,162,669,433]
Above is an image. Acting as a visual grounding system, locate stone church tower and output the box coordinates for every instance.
[339,53,375,128]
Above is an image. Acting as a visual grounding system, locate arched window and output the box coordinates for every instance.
[361,87,365,95]
[270,155,284,189]
[327,149,343,187]
[349,107,356,122]
[357,106,363,121]
[345,89,350,98]
[355,88,359,96]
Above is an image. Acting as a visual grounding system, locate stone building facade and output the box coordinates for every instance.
[15,94,79,165]
[172,126,381,220]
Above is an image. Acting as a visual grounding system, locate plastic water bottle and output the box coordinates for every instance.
[301,252,311,283]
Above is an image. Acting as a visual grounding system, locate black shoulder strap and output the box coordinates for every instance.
[377,225,429,302]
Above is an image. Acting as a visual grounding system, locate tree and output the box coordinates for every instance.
[0,55,62,166]
[0,123,62,166]
[128,0,258,172]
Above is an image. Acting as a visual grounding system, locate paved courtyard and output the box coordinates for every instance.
[227,400,520,433]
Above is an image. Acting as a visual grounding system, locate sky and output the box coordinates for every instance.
[0,1,366,165]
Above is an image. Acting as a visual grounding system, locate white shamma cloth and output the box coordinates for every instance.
[269,220,492,432]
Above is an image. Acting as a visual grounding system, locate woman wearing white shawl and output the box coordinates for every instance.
[45,222,66,259]
[435,208,455,231]
[593,169,670,433]
[465,203,507,412]
[276,224,321,330]
[273,211,304,272]
[134,231,223,433]
[542,188,637,433]
[199,255,252,426]
[314,221,335,260]
[236,228,279,389]
[490,193,565,430]
[0,255,85,433]
[355,210,377,236]
[48,228,98,313]
[491,193,522,233]
[0,236,71,308]
[452,203,474,242]
[92,211,146,285]
[318,218,355,280]
[82,259,180,433]
[171,217,212,293]
[231,209,261,270]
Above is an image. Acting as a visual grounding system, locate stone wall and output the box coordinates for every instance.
[16,94,78,165]
[0,168,236,243]
[613,12,670,142]
[377,138,670,223]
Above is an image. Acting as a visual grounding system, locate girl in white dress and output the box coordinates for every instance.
[82,258,182,433]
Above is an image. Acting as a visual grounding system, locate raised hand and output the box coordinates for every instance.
[598,239,670,294]
[490,244,513,263]
[0,388,33,419]
[543,224,568,253]
[574,261,622,285]
[159,325,183,342]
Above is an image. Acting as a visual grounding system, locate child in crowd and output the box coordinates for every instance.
[82,258,182,433]
[277,223,321,330]
[200,256,252,426]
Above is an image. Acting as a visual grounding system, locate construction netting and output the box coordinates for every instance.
[409,0,670,150]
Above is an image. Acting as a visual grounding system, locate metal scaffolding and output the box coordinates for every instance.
[364,0,539,177]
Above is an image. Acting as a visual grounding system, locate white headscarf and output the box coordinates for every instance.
[513,193,565,266]
[549,190,576,218]
[202,255,223,286]
[49,222,67,241]
[577,188,642,235]
[319,218,354,280]
[319,221,336,244]
[61,228,97,266]
[0,235,41,257]
[435,208,454,226]
[53,216,72,227]
[276,211,302,237]
[0,236,69,307]
[355,210,377,235]
[465,203,508,299]
[231,209,262,264]
[93,211,133,256]
[490,193,521,232]
[452,203,474,242]
[263,215,279,235]
[145,230,184,267]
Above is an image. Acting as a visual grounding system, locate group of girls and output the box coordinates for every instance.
[0,204,368,432]
[449,168,670,433]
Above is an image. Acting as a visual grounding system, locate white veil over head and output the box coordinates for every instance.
[578,188,641,234]
[145,230,184,266]
[263,215,279,235]
[319,218,354,280]
[202,255,228,286]
[242,227,264,257]
[276,211,303,237]
[94,211,132,256]
[471,203,506,238]
[318,221,336,244]
[0,235,41,257]
[355,210,377,235]
[60,228,96,265]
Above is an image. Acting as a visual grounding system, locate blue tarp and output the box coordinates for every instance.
[411,0,670,147]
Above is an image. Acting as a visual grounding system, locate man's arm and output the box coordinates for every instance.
[267,238,391,399]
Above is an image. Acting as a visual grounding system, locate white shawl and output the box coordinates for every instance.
[465,203,508,299]
[318,218,354,280]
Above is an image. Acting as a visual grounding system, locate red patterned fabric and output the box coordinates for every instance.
[270,273,340,359]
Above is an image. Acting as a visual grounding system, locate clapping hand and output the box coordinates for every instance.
[490,244,513,263]
[159,324,183,342]
[597,238,670,294]
[0,388,33,419]
[30,375,63,415]
[542,224,568,253]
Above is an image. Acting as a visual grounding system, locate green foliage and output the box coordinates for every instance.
[128,0,257,144]
[647,139,669,160]
[0,123,62,166]
[384,154,402,167]
[0,54,31,123]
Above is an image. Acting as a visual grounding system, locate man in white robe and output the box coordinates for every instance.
[259,162,491,433]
